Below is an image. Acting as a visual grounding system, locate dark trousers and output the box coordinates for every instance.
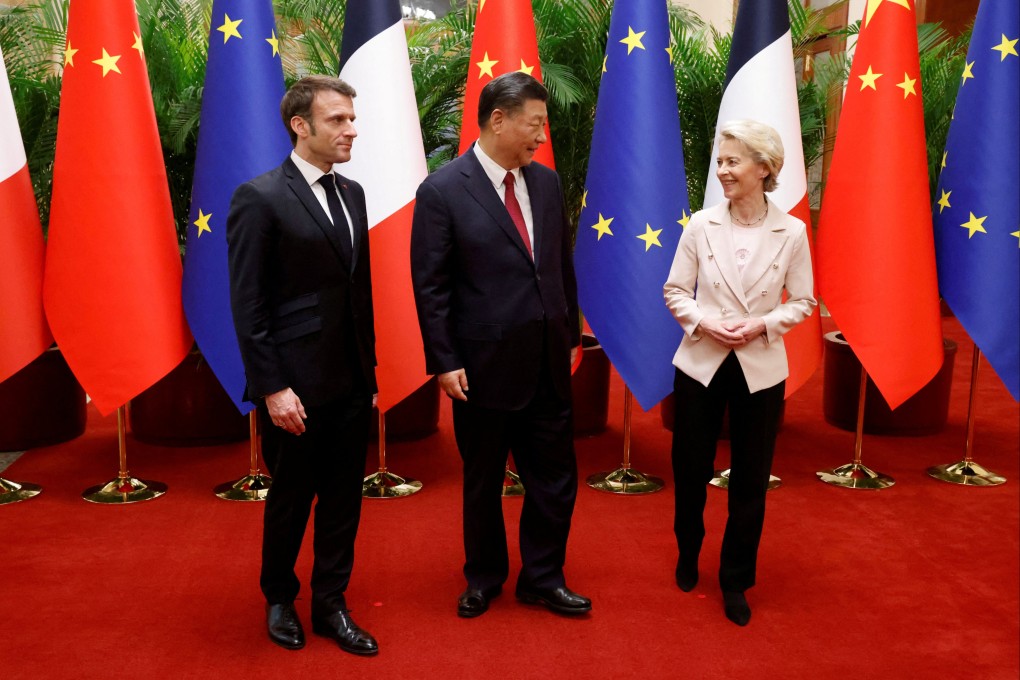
[671,352,785,592]
[452,373,577,593]
[258,394,371,611]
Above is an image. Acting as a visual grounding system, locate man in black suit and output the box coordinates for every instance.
[227,76,378,655]
[411,71,590,618]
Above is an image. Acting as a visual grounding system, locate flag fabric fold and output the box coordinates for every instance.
[933,0,1019,400]
[705,0,823,398]
[339,0,430,412]
[182,0,291,414]
[816,0,943,410]
[574,0,691,411]
[0,45,52,384]
[43,0,192,415]
[458,0,554,169]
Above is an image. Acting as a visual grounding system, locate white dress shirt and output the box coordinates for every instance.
[290,150,354,244]
[472,142,535,248]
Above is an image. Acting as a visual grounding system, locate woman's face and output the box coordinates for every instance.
[716,138,767,202]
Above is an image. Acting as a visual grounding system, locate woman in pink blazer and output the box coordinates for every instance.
[663,120,816,626]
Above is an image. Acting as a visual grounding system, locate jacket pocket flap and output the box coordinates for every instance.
[274,292,319,318]
[274,317,322,343]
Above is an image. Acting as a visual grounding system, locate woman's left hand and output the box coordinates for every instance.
[725,318,766,346]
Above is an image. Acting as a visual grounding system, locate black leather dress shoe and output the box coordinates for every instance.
[515,585,592,615]
[266,603,305,650]
[675,560,699,593]
[311,608,379,656]
[457,585,502,618]
[723,591,751,626]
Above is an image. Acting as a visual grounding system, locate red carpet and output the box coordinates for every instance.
[1,316,1017,680]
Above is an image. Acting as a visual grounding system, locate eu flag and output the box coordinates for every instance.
[933,0,1019,400]
[574,0,691,410]
[182,0,291,413]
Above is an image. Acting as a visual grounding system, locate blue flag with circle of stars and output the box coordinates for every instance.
[182,0,291,413]
[574,0,691,410]
[933,0,1019,401]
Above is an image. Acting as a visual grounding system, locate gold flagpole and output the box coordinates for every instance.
[83,405,167,503]
[817,367,894,489]
[587,387,664,494]
[0,475,42,505]
[363,409,422,498]
[502,456,525,497]
[214,411,272,501]
[927,347,1005,486]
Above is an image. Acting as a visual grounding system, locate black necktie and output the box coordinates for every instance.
[318,173,353,263]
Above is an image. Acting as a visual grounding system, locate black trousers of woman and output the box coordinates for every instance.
[671,351,785,592]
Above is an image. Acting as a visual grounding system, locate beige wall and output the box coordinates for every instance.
[673,0,735,33]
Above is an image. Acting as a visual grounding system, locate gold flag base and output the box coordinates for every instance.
[927,460,1005,487]
[363,471,423,499]
[586,467,664,495]
[709,468,782,491]
[82,476,167,504]
[502,468,525,497]
[816,462,894,490]
[0,478,42,505]
[214,473,272,501]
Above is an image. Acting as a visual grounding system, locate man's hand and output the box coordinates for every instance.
[439,369,469,401]
[265,387,307,435]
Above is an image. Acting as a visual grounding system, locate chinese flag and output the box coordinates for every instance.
[43,0,192,415]
[0,46,52,384]
[816,0,942,410]
[458,0,554,168]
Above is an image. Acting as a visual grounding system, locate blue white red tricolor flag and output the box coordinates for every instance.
[704,0,822,397]
[339,0,430,412]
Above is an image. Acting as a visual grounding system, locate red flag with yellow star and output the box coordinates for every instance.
[43,0,192,415]
[458,0,554,168]
[816,0,942,410]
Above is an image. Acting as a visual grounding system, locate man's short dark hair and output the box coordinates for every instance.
[280,75,357,146]
[477,71,548,129]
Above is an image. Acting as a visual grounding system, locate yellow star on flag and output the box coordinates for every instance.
[476,52,498,79]
[961,60,975,85]
[518,59,534,76]
[1011,229,1020,245]
[194,209,213,237]
[637,224,663,251]
[864,0,911,27]
[666,45,674,62]
[92,49,122,77]
[896,73,917,98]
[601,56,607,74]
[936,190,951,214]
[479,0,487,12]
[858,65,882,91]
[266,30,280,57]
[678,210,691,229]
[132,32,144,56]
[941,150,947,169]
[620,27,646,55]
[591,213,614,240]
[64,41,78,67]
[960,212,987,238]
[581,190,588,209]
[218,14,243,44]
[992,34,1018,61]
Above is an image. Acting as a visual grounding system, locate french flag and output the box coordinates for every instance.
[703,0,823,397]
[0,46,52,384]
[339,0,429,412]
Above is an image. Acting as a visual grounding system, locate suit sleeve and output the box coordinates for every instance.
[558,174,581,348]
[226,181,288,399]
[351,182,378,368]
[410,179,462,375]
[664,217,706,337]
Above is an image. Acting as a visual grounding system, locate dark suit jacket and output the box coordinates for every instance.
[410,150,580,411]
[227,156,377,407]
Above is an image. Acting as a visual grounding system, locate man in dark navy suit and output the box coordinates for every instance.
[411,71,590,619]
[227,76,378,655]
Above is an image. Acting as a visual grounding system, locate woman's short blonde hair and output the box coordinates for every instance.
[718,120,785,193]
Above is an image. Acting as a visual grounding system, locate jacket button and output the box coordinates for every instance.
[713,281,720,287]
[721,308,728,315]
[761,290,768,296]
[772,263,779,269]
[536,274,541,281]
[708,254,714,260]
[743,312,750,318]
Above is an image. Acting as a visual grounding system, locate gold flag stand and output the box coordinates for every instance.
[83,406,167,504]
[0,476,42,505]
[214,412,272,501]
[710,468,782,491]
[817,367,894,489]
[587,387,664,494]
[927,347,1006,486]
[363,410,422,498]
[502,458,525,497]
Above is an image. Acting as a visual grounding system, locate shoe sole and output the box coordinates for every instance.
[515,592,591,615]
[268,632,305,650]
[311,627,379,655]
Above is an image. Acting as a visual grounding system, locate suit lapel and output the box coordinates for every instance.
[283,159,349,269]
[704,205,749,311]
[522,166,541,266]
[461,152,535,265]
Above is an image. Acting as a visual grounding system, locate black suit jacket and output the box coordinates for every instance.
[227,156,377,407]
[410,150,580,411]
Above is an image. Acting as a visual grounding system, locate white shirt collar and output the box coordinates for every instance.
[291,150,333,187]
[473,141,520,190]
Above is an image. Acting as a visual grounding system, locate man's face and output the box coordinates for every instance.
[293,90,357,169]
[492,98,548,168]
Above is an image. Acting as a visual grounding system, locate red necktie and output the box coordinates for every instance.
[503,172,533,258]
